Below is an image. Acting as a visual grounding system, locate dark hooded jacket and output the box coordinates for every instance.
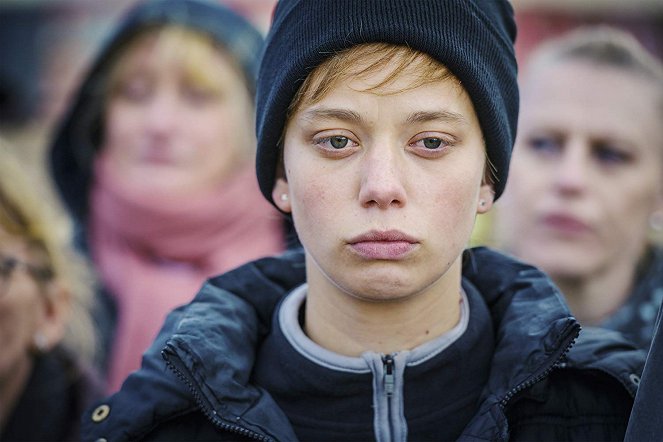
[80,248,644,441]
[1,348,103,442]
[625,304,663,441]
[601,245,663,350]
[47,0,275,374]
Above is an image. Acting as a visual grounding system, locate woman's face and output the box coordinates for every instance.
[497,60,663,280]
[273,59,492,303]
[102,30,255,197]
[0,228,51,386]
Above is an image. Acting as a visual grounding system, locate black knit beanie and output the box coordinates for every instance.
[255,0,518,204]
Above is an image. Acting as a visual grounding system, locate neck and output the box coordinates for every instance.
[554,258,638,326]
[304,258,463,356]
[0,354,33,431]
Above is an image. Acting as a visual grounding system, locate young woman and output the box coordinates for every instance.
[49,0,288,392]
[0,145,100,441]
[82,1,644,440]
[495,28,663,349]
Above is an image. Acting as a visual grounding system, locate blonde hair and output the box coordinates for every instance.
[288,42,456,119]
[106,25,248,106]
[283,42,495,184]
[0,140,97,364]
[526,27,663,117]
[524,27,663,244]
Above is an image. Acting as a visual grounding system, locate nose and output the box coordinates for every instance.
[553,138,590,196]
[358,144,407,209]
[143,91,180,137]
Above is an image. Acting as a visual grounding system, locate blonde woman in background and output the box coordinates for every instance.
[495,27,663,349]
[49,0,290,393]
[0,143,101,441]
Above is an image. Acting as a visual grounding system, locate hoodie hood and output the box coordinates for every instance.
[49,0,264,224]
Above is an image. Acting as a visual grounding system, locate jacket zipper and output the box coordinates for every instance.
[381,353,396,441]
[383,354,395,397]
[162,346,272,441]
[498,324,580,409]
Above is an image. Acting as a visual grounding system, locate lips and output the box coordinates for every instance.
[139,143,178,165]
[347,230,418,260]
[140,150,175,165]
[541,213,591,235]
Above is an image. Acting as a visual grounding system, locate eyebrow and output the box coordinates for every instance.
[300,107,366,124]
[405,110,468,126]
[300,107,468,127]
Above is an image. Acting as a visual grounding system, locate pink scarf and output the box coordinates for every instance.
[90,154,284,393]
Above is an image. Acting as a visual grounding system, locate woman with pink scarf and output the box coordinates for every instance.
[49,0,288,393]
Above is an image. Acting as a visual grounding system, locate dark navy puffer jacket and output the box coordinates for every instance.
[81,248,644,441]
[625,304,663,441]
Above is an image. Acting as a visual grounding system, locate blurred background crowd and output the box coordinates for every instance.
[1,0,661,222]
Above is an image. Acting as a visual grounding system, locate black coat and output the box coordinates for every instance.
[81,248,645,441]
[625,305,663,441]
[601,246,663,349]
[1,349,102,442]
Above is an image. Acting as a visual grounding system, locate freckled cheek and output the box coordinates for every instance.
[289,175,343,247]
[433,191,470,222]
[429,178,480,228]
[291,178,332,219]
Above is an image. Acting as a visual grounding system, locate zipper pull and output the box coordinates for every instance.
[382,354,395,397]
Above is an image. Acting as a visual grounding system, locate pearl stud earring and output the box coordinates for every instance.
[33,332,48,353]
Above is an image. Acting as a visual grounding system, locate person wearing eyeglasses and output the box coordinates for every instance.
[0,144,102,441]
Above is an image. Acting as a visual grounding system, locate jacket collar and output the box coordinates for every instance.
[459,248,580,440]
[84,247,580,441]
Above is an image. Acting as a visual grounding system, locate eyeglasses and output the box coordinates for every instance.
[0,253,54,298]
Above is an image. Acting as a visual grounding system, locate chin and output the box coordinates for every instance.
[527,248,600,280]
[347,289,422,304]
[339,272,433,304]
[139,176,198,197]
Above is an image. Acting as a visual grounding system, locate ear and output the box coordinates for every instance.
[477,183,495,214]
[34,282,71,352]
[272,177,292,213]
